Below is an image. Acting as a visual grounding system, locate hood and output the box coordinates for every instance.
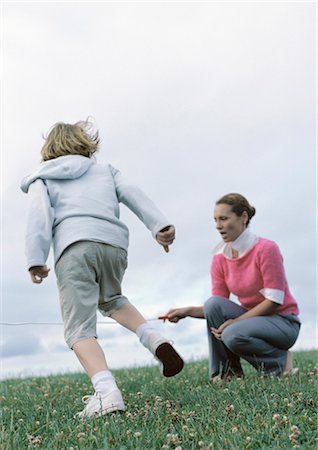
[20,155,94,193]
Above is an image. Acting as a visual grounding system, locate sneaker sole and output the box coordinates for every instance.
[76,404,125,419]
[98,404,126,416]
[155,342,184,377]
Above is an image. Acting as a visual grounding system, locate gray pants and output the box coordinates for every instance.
[203,296,301,377]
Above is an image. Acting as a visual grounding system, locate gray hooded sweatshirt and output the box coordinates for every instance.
[21,155,171,269]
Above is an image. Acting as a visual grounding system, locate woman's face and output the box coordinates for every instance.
[214,204,247,242]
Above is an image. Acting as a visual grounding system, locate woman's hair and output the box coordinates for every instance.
[41,119,100,161]
[216,193,256,226]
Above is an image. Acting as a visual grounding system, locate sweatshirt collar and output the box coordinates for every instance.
[214,228,259,258]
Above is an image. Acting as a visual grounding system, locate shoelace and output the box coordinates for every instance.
[81,393,102,408]
[75,395,101,419]
[81,394,95,404]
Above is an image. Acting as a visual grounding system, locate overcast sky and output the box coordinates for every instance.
[1,1,316,380]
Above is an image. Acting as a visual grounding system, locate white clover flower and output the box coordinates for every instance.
[290,425,300,436]
[226,404,234,414]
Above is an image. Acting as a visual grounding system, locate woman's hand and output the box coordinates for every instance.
[165,307,189,323]
[161,306,205,323]
[29,265,50,284]
[211,319,235,340]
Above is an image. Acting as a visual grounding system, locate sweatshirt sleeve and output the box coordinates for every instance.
[24,179,54,269]
[110,165,172,238]
[258,241,286,304]
[211,256,230,298]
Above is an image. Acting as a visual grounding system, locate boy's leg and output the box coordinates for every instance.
[97,245,184,377]
[55,242,125,417]
[109,303,146,332]
[111,303,184,377]
[72,337,124,417]
[73,337,109,378]
[72,336,120,394]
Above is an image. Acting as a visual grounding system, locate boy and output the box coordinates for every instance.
[21,120,183,418]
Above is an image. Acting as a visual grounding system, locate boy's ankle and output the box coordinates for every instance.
[91,370,119,396]
[136,322,153,338]
[136,325,167,355]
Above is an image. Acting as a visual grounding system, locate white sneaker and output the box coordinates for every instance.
[75,389,125,418]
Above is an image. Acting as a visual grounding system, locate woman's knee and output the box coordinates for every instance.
[203,296,227,318]
[222,325,248,352]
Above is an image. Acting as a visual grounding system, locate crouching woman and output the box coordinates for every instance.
[166,193,300,380]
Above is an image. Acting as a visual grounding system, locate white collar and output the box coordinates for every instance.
[213,228,259,259]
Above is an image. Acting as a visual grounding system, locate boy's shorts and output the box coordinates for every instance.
[55,240,130,349]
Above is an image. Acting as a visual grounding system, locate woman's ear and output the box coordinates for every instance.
[241,210,249,225]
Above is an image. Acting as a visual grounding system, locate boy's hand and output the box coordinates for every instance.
[156,225,175,253]
[29,265,50,284]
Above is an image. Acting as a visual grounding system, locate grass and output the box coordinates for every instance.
[1,350,317,449]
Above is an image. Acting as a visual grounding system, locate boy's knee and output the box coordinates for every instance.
[99,296,130,317]
[203,296,226,318]
[68,334,98,350]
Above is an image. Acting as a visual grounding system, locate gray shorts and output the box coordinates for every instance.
[55,240,130,348]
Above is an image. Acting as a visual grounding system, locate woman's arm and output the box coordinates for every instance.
[165,306,205,322]
[234,298,280,320]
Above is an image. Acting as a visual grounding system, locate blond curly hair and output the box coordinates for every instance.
[41,119,100,161]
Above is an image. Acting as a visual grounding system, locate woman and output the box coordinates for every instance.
[165,193,300,380]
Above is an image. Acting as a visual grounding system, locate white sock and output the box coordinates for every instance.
[136,322,153,339]
[91,370,118,396]
[136,323,166,354]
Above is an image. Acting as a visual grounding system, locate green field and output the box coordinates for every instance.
[1,350,317,449]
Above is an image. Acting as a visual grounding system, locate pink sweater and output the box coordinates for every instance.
[211,238,299,315]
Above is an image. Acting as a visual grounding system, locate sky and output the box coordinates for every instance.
[1,1,316,380]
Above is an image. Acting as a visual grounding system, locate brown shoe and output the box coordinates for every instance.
[155,342,184,377]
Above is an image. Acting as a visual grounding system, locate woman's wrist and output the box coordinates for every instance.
[188,306,205,319]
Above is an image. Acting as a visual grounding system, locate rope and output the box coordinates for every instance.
[0,318,161,326]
